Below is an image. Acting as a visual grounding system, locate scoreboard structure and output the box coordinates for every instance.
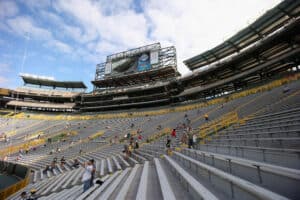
[92,43,179,90]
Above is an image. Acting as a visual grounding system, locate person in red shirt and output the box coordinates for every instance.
[171,129,176,138]
[138,134,142,140]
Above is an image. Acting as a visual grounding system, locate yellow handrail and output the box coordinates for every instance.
[199,112,239,143]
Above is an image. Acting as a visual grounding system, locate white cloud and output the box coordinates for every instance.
[6,16,52,40]
[52,0,281,75]
[142,0,281,74]
[54,0,150,52]
[4,15,75,55]
[22,0,51,11]
[47,40,73,53]
[0,0,19,19]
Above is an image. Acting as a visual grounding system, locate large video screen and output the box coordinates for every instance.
[108,52,152,76]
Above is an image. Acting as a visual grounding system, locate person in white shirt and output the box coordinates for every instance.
[82,160,93,193]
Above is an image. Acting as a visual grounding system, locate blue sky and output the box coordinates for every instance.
[0,0,280,91]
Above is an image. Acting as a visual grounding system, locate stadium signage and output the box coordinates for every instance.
[107,43,161,61]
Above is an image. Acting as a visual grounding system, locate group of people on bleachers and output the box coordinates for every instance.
[167,113,198,151]
[123,132,141,159]
[42,156,66,174]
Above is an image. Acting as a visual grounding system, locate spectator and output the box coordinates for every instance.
[128,142,133,157]
[60,156,66,166]
[82,160,93,193]
[130,136,134,144]
[137,128,142,134]
[138,134,142,140]
[43,165,50,174]
[72,159,80,168]
[135,140,139,149]
[157,124,162,130]
[188,131,193,149]
[123,144,129,159]
[166,136,171,155]
[28,188,38,200]
[193,134,197,147]
[171,129,176,138]
[181,131,188,145]
[204,114,209,121]
[20,191,27,200]
[90,159,96,187]
[50,161,56,172]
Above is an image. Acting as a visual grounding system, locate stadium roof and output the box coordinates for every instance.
[21,74,87,89]
[177,17,300,98]
[184,0,300,70]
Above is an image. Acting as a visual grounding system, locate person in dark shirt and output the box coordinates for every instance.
[90,159,96,187]
[166,136,171,155]
[72,159,80,168]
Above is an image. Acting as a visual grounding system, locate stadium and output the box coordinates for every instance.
[0,0,300,199]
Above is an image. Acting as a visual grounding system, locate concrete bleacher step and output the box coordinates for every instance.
[61,168,83,188]
[71,168,84,186]
[117,154,130,168]
[136,150,155,160]
[61,185,83,200]
[64,163,71,171]
[51,171,73,192]
[112,156,122,171]
[132,152,148,163]
[81,172,120,200]
[214,129,300,139]
[95,160,100,172]
[182,148,300,199]
[136,161,149,200]
[97,167,131,199]
[100,159,106,177]
[172,151,290,200]
[46,170,51,178]
[40,172,67,195]
[164,155,219,200]
[107,157,113,174]
[127,155,139,166]
[140,148,162,157]
[209,137,300,149]
[57,165,64,173]
[197,143,300,169]
[33,170,38,183]
[115,164,140,200]
[154,158,176,200]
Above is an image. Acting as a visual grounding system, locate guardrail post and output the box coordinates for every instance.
[230,181,234,199]
[226,158,232,173]
[254,165,263,184]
